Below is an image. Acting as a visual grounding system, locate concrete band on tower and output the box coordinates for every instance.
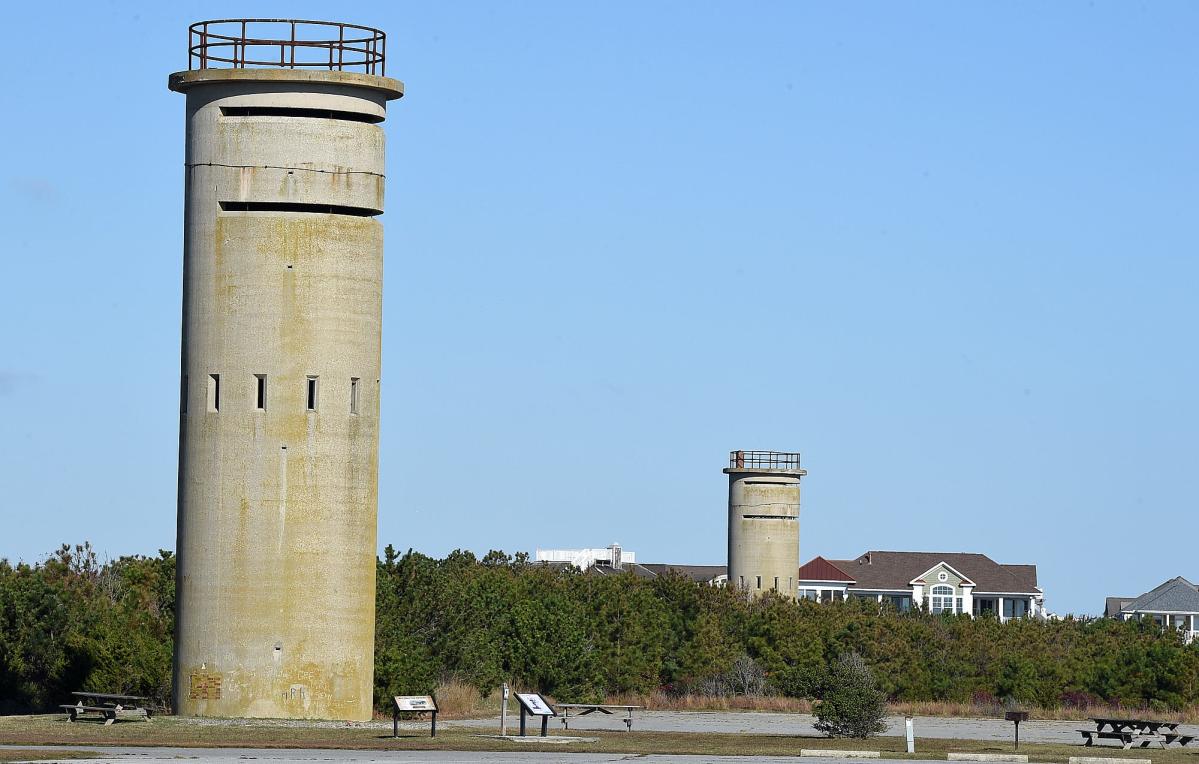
[726,450,806,599]
[169,19,402,720]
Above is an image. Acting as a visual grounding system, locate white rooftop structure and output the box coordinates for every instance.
[535,544,634,570]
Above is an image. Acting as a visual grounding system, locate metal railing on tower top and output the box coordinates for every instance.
[729,450,802,470]
[188,19,386,76]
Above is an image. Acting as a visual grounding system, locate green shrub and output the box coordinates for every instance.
[814,652,888,738]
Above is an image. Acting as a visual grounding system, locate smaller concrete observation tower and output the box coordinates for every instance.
[726,451,806,598]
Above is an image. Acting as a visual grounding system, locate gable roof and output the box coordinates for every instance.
[1121,576,1199,614]
[798,556,856,582]
[587,562,657,579]
[827,551,1039,593]
[638,563,727,584]
[908,561,975,587]
[1106,596,1135,618]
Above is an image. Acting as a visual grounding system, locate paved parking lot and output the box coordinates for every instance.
[451,711,1082,743]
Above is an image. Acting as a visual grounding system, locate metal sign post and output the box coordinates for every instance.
[393,695,439,738]
[906,716,915,753]
[500,683,509,736]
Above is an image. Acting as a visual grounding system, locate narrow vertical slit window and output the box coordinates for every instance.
[773,576,779,591]
[255,374,267,410]
[306,376,318,411]
[350,377,360,415]
[180,375,188,414]
[207,374,220,412]
[756,576,762,590]
[738,576,744,589]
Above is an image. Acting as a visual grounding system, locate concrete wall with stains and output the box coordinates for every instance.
[169,69,403,720]
[725,464,806,599]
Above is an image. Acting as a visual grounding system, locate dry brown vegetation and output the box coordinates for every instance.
[606,690,1199,724]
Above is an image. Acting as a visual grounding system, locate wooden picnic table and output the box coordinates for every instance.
[557,703,642,731]
[60,692,152,725]
[1092,717,1180,735]
[1079,718,1193,749]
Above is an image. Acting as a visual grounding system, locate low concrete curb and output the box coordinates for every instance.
[948,755,1028,763]
[800,751,881,759]
[1070,758,1152,764]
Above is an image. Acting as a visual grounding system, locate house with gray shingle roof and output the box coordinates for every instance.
[797,551,1045,622]
[1106,577,1199,643]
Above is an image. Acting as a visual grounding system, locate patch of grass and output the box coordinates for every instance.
[5,714,1199,761]
[0,751,99,762]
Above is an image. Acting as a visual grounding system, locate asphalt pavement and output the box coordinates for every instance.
[451,712,1082,743]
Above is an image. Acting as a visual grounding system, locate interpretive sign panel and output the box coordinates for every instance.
[395,695,438,712]
[393,694,439,737]
[517,693,555,715]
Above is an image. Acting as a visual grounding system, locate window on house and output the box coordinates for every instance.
[350,377,360,415]
[306,376,318,411]
[974,598,998,616]
[207,374,220,412]
[800,589,818,600]
[1005,598,1029,619]
[931,584,954,614]
[886,594,912,612]
[255,374,267,410]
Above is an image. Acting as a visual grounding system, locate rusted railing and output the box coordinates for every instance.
[729,451,802,470]
[189,19,386,75]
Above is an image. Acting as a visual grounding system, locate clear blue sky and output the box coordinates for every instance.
[1,2,1196,616]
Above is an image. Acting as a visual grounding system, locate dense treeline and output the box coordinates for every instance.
[3,543,1199,715]
[374,548,1199,712]
[0,544,174,714]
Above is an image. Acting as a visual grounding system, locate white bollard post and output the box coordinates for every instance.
[500,683,510,736]
[906,716,915,753]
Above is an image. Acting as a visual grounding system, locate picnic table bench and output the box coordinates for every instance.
[1093,717,1180,735]
[60,692,151,725]
[557,703,641,731]
[1079,718,1193,749]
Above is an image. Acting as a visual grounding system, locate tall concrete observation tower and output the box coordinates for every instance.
[725,451,806,599]
[169,20,403,720]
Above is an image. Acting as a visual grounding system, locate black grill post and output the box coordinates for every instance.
[1005,711,1029,750]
